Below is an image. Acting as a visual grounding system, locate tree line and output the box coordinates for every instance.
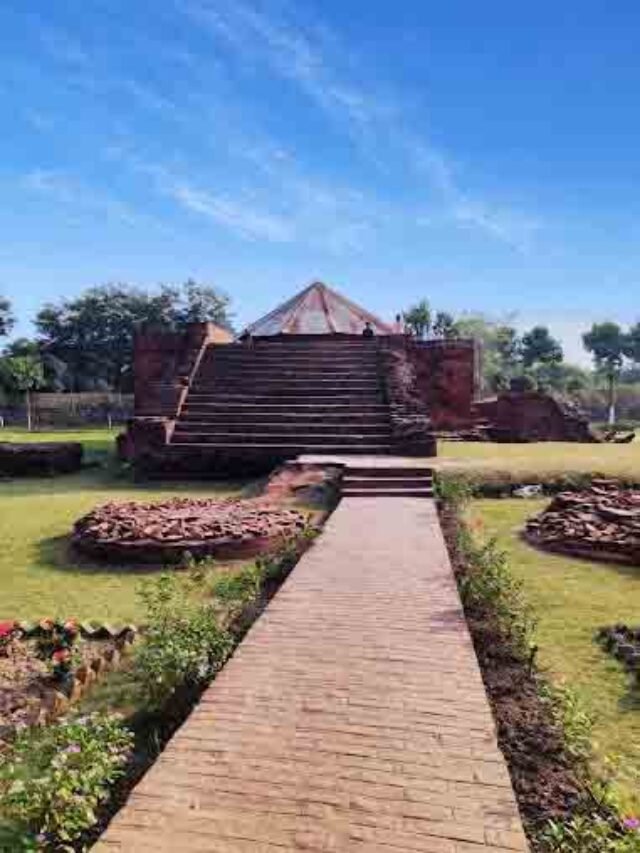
[0,282,231,427]
[0,286,638,425]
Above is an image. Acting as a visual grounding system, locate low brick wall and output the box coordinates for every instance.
[0,442,83,476]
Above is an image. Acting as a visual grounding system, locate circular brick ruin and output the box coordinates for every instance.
[72,497,308,563]
[524,480,640,565]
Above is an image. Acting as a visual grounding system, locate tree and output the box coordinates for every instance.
[35,281,232,392]
[520,326,563,368]
[583,322,626,424]
[0,296,15,338]
[404,300,431,340]
[432,311,457,339]
[0,355,45,430]
[625,322,640,365]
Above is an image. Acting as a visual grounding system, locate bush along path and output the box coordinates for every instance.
[437,477,640,853]
[0,528,316,852]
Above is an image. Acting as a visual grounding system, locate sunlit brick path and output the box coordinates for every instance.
[95,499,528,852]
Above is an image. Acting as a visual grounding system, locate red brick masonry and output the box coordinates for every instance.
[95,499,528,852]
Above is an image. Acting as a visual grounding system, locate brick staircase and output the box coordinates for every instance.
[170,338,394,457]
[341,465,434,498]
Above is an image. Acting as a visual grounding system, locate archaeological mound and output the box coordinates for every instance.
[525,480,640,565]
[73,497,308,563]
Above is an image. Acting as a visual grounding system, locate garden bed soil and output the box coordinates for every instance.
[0,636,115,740]
[439,504,582,835]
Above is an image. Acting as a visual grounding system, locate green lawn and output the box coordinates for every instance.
[437,439,640,484]
[473,498,640,809]
[0,465,247,624]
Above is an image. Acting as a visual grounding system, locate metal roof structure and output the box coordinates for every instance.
[246,281,393,336]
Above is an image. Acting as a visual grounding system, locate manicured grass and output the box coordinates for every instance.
[437,440,640,484]
[0,468,247,624]
[473,498,640,808]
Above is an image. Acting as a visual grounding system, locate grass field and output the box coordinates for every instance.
[0,424,246,622]
[473,498,640,808]
[438,439,640,484]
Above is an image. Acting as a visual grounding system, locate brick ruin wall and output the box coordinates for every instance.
[406,339,477,429]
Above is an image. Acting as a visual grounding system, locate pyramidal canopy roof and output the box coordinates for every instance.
[246,282,393,336]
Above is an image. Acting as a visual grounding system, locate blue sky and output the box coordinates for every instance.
[2,1,640,364]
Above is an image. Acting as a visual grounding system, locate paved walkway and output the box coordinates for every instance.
[96,499,528,852]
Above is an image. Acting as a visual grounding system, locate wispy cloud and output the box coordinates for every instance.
[23,169,145,228]
[182,0,540,253]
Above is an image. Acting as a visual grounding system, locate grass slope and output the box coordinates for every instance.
[438,440,640,484]
[474,498,640,809]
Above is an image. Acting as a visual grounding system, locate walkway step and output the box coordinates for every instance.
[342,487,434,497]
[95,499,527,853]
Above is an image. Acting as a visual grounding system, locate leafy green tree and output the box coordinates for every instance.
[520,325,563,368]
[432,311,457,339]
[583,322,626,424]
[0,355,45,430]
[404,300,431,340]
[625,321,640,365]
[0,296,14,338]
[35,281,232,392]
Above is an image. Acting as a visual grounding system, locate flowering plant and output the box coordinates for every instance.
[0,713,133,848]
[0,620,18,655]
[34,618,81,689]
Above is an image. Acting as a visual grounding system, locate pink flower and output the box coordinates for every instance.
[51,648,71,663]
[0,621,15,638]
[623,817,640,831]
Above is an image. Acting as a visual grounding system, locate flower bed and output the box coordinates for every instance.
[0,619,136,742]
[72,497,308,563]
[524,479,640,565]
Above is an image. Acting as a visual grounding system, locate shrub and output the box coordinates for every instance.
[211,564,262,609]
[0,713,132,850]
[133,573,233,708]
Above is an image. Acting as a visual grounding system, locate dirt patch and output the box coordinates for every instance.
[440,505,582,833]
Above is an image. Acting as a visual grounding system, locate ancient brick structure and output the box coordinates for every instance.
[123,283,480,476]
[474,390,598,443]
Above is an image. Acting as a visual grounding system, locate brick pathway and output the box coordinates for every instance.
[96,499,528,852]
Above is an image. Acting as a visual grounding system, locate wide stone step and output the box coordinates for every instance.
[180,412,391,426]
[342,476,433,489]
[341,487,434,498]
[176,421,390,435]
[169,442,393,454]
[344,466,434,478]
[173,431,392,445]
[197,369,380,381]
[187,392,384,402]
[193,378,381,389]
[183,400,389,411]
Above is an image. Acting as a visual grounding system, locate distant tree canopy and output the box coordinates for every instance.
[520,325,563,367]
[34,281,232,392]
[403,300,431,340]
[0,296,15,338]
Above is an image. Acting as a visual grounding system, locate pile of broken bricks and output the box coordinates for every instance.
[525,479,640,564]
[73,497,308,562]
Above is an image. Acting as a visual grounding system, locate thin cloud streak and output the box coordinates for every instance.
[183,0,540,253]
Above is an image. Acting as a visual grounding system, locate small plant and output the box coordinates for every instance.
[0,713,132,850]
[211,565,262,609]
[0,619,18,655]
[540,682,594,765]
[133,573,233,708]
[35,618,81,694]
[434,473,474,506]
[456,522,535,657]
